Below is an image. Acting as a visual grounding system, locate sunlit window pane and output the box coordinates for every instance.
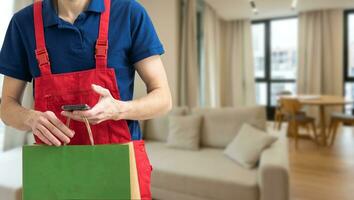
[349,14,354,77]
[270,83,296,106]
[255,83,267,105]
[345,13,354,114]
[345,83,354,114]
[271,19,298,80]
[252,23,265,79]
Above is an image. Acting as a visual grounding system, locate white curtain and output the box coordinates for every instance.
[297,9,344,121]
[2,0,34,151]
[202,4,221,107]
[179,0,199,107]
[202,2,255,107]
[219,19,256,107]
[297,9,343,96]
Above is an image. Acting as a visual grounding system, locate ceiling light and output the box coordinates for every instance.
[249,0,258,15]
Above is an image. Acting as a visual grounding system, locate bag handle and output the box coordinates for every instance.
[65,117,95,146]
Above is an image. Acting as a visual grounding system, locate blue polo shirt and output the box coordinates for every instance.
[0,0,165,140]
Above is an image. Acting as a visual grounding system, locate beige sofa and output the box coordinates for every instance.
[144,106,289,200]
[0,106,289,200]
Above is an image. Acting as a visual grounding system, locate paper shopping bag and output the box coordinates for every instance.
[23,119,141,200]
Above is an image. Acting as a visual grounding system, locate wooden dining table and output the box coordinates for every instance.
[282,95,353,145]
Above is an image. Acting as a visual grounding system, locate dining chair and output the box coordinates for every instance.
[328,113,354,146]
[274,91,292,130]
[280,98,318,149]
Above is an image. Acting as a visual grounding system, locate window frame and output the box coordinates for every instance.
[252,16,298,119]
[343,10,354,114]
[344,10,354,81]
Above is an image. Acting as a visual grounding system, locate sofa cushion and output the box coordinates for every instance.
[224,124,277,168]
[0,148,22,200]
[192,106,266,148]
[167,115,202,150]
[146,141,259,200]
[144,107,188,142]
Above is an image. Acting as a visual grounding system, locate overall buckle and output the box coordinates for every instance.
[35,48,50,67]
[95,39,108,59]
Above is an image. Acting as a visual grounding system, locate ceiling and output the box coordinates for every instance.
[205,0,354,20]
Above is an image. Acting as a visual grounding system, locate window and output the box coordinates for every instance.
[344,11,354,114]
[252,18,298,117]
[255,83,267,105]
[271,19,297,80]
[252,24,265,79]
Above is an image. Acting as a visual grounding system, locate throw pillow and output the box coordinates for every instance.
[167,115,202,150]
[224,124,277,168]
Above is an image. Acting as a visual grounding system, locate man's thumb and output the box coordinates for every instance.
[92,84,111,97]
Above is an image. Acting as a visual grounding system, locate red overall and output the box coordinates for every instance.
[33,0,152,199]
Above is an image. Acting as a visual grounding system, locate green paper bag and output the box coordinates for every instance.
[23,118,141,200]
[23,144,133,200]
[23,118,142,200]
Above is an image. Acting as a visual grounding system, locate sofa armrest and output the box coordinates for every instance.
[258,137,289,200]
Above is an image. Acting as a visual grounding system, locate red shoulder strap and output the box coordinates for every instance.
[33,0,110,74]
[95,0,111,69]
[34,0,51,75]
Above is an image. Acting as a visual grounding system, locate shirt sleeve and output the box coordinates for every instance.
[128,1,165,64]
[0,17,32,82]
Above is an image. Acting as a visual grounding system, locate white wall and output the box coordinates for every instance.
[136,0,180,105]
[1,0,35,151]
[0,1,15,97]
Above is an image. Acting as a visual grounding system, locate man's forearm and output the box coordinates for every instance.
[117,55,172,121]
[1,97,34,132]
[118,87,172,121]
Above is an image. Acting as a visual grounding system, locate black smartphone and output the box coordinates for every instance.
[61,104,91,111]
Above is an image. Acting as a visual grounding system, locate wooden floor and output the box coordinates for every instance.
[284,125,354,200]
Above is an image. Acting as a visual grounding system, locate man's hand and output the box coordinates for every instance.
[61,55,172,123]
[25,110,75,146]
[0,76,75,146]
[61,84,130,125]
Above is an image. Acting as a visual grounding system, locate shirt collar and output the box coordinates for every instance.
[86,0,105,13]
[43,0,59,27]
[42,0,105,27]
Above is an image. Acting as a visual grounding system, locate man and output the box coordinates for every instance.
[0,0,171,199]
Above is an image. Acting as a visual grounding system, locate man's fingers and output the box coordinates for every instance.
[72,108,103,119]
[37,124,62,146]
[92,119,105,125]
[63,112,104,125]
[87,113,106,125]
[40,116,71,144]
[45,111,75,138]
[34,130,52,146]
[61,111,102,125]
[61,111,85,122]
